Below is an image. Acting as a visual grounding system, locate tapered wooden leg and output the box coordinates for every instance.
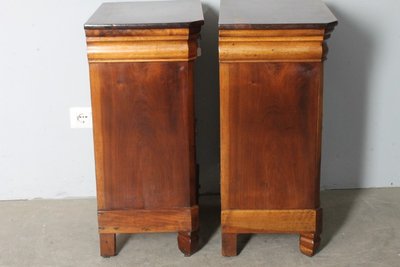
[299,233,320,256]
[222,233,237,256]
[100,233,116,257]
[177,231,199,256]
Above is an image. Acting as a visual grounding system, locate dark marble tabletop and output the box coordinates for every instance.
[219,0,337,30]
[85,0,204,29]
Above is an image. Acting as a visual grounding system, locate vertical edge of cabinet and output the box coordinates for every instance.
[88,65,106,210]
[185,61,198,207]
[219,63,230,210]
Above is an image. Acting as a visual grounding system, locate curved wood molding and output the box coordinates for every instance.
[299,233,321,256]
[85,28,200,63]
[219,29,331,62]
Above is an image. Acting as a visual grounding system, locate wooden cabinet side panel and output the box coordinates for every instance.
[89,62,195,210]
[220,62,322,210]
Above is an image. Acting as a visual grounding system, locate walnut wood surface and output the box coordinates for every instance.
[85,28,200,63]
[220,62,322,210]
[219,29,328,62]
[86,4,203,255]
[221,233,237,256]
[85,0,204,29]
[90,61,196,211]
[99,234,116,257]
[219,6,336,255]
[178,231,199,256]
[299,233,321,256]
[222,209,321,234]
[98,206,198,233]
[219,0,337,30]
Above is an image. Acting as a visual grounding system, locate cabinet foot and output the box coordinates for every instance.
[177,231,199,256]
[299,233,320,256]
[222,233,237,256]
[100,233,116,257]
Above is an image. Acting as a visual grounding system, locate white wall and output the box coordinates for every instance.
[321,0,400,189]
[0,0,399,200]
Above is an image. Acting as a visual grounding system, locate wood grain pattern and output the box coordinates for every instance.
[86,2,203,256]
[85,28,198,37]
[85,28,200,63]
[220,62,322,210]
[99,233,116,257]
[219,2,336,255]
[90,62,196,210]
[219,29,324,38]
[299,233,321,256]
[178,231,199,256]
[222,209,321,233]
[221,233,237,256]
[219,29,329,62]
[98,206,198,233]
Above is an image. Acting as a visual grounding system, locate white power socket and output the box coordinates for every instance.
[70,107,92,128]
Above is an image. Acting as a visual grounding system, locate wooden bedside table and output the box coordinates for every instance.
[84,0,203,257]
[218,0,337,256]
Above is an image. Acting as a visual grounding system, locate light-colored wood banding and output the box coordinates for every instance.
[98,206,198,234]
[219,29,329,62]
[222,209,321,233]
[86,28,200,63]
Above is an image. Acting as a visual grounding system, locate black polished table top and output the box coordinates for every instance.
[85,0,204,29]
[219,0,337,29]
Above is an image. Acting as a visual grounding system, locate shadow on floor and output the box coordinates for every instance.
[111,194,222,255]
[116,234,131,254]
[319,3,374,250]
[320,189,362,249]
[237,234,252,255]
[198,195,220,250]
[108,190,363,255]
[198,195,252,255]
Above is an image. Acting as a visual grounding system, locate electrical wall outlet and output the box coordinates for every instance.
[70,107,92,128]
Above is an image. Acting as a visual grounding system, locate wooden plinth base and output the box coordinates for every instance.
[221,208,322,256]
[98,206,199,257]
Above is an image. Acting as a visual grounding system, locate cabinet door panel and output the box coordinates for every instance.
[221,62,322,210]
[90,62,195,210]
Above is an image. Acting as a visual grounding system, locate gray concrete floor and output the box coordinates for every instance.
[0,188,399,267]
